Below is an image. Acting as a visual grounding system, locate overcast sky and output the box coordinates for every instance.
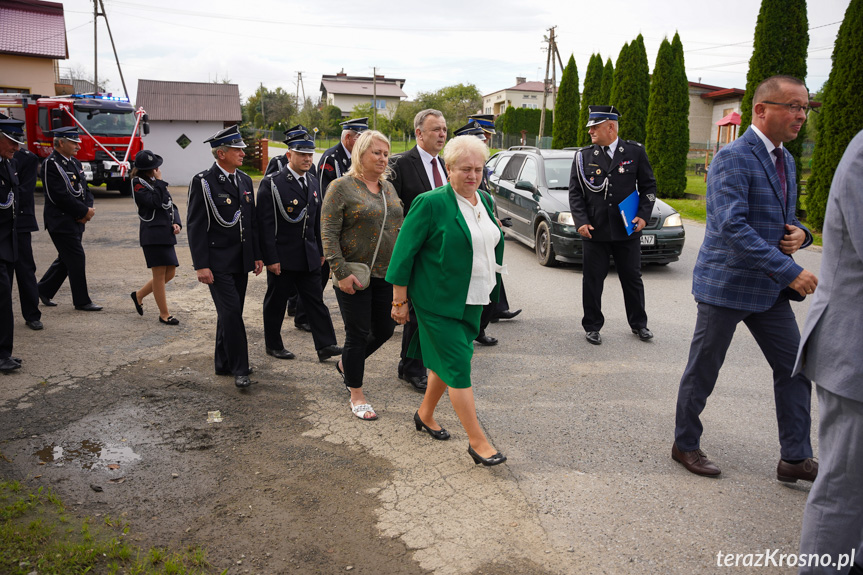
[59,0,850,106]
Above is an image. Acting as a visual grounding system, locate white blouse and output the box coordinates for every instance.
[455,192,504,305]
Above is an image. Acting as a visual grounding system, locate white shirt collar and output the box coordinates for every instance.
[340,142,351,160]
[750,125,783,163]
[416,145,439,165]
[216,163,236,177]
[604,138,620,158]
[287,165,306,182]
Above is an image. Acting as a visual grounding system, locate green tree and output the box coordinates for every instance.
[599,58,614,105]
[805,0,863,229]
[390,100,421,138]
[578,53,605,146]
[413,83,483,133]
[646,33,690,198]
[612,34,650,143]
[243,86,297,129]
[739,0,808,181]
[552,54,580,148]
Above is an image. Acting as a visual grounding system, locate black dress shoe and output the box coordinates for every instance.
[39,294,57,307]
[317,345,342,362]
[475,333,498,346]
[217,367,254,376]
[491,308,522,323]
[399,373,428,392]
[159,316,180,325]
[0,357,22,373]
[294,322,312,332]
[25,320,44,330]
[75,303,103,311]
[585,331,602,345]
[632,327,653,341]
[130,291,143,315]
[468,444,507,466]
[266,348,295,360]
[414,411,450,440]
[235,375,251,388]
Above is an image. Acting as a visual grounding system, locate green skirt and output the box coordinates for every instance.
[409,304,482,389]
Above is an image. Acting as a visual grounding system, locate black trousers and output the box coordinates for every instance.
[264,268,337,352]
[333,277,396,388]
[0,261,13,359]
[581,237,646,332]
[208,271,250,376]
[399,302,426,378]
[293,261,330,325]
[38,231,92,307]
[13,232,40,322]
[675,298,813,460]
[480,280,511,332]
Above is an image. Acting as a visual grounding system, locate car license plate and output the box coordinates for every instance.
[640,235,655,246]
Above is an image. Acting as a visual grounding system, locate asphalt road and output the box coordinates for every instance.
[474,221,822,573]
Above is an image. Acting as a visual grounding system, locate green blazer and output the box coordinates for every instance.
[386,183,504,319]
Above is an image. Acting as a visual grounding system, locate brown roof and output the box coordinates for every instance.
[320,79,407,98]
[0,0,67,59]
[135,80,242,122]
[701,88,746,101]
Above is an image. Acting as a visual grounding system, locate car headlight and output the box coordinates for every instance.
[663,213,682,227]
[557,212,574,225]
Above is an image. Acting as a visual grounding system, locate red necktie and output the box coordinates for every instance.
[773,148,787,202]
[431,157,443,188]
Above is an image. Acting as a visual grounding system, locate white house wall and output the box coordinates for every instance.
[141,121,224,187]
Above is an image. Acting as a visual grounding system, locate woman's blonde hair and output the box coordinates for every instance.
[346,130,392,183]
[442,135,490,169]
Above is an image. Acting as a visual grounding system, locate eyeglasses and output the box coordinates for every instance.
[761,101,813,114]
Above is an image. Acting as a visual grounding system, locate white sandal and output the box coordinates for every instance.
[350,401,378,421]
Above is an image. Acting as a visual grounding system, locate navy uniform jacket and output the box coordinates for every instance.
[568,140,657,242]
[257,168,323,273]
[41,150,94,235]
[0,158,19,263]
[12,149,38,233]
[132,177,182,246]
[317,142,350,195]
[266,154,319,179]
[186,163,260,274]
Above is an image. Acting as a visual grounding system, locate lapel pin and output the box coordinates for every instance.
[596,169,602,175]
[619,166,625,173]
[226,198,231,204]
[619,146,624,153]
[593,150,599,156]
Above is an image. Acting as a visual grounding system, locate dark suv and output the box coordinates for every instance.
[486,146,685,266]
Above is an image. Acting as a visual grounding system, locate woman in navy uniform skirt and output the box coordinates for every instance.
[130,150,182,325]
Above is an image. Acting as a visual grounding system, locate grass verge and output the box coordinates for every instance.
[0,479,225,575]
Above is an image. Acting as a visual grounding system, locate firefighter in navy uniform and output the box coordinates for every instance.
[257,125,342,363]
[0,115,23,372]
[317,117,368,196]
[12,145,42,330]
[568,105,656,346]
[37,127,100,311]
[187,125,263,388]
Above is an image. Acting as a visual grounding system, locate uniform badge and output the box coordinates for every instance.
[245,195,250,203]
[287,207,293,213]
[218,174,226,182]
[226,198,231,204]
[647,194,656,201]
[593,150,599,156]
[596,169,601,175]
[292,199,298,205]
[341,158,347,166]
[619,146,624,153]
[618,167,625,173]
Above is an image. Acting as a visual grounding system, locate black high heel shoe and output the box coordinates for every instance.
[413,411,450,440]
[468,444,507,466]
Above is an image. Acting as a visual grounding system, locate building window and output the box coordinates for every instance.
[531,95,537,99]
[176,134,191,149]
[370,99,386,109]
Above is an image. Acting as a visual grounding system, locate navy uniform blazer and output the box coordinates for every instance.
[41,150,94,235]
[132,177,181,246]
[12,148,39,233]
[317,142,350,196]
[256,167,323,272]
[568,140,656,242]
[388,145,448,215]
[386,184,504,320]
[0,157,18,263]
[692,127,812,313]
[186,163,260,274]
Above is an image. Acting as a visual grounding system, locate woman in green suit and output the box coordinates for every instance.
[386,135,506,466]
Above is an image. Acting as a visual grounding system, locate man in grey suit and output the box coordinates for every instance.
[794,130,863,575]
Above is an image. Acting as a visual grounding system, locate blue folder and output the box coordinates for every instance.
[618,190,640,236]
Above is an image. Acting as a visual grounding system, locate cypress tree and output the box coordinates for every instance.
[609,42,629,113]
[552,54,581,149]
[805,0,863,229]
[739,0,808,181]
[599,58,614,105]
[670,32,691,196]
[578,53,605,146]
[612,34,650,143]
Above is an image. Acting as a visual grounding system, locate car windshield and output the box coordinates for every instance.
[544,158,573,189]
[73,110,137,137]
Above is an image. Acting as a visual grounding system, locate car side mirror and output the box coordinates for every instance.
[515,180,536,193]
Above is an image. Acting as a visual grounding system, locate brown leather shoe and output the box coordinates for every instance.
[672,442,721,477]
[777,458,818,483]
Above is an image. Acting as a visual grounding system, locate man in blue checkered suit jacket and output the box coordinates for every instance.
[672,75,819,482]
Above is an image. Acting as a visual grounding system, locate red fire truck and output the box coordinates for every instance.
[0,93,149,195]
